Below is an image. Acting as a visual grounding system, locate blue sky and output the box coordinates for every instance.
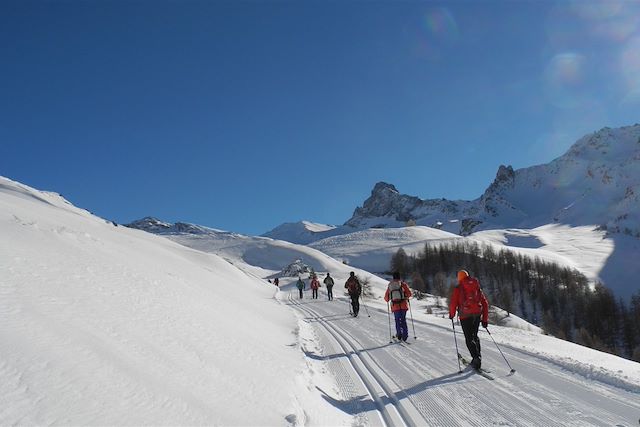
[2,1,639,235]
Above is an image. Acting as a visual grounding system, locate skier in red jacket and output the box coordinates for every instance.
[449,270,489,370]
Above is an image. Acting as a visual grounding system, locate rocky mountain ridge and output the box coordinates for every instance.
[342,124,640,237]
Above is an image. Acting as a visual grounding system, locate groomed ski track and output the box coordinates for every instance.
[283,286,639,426]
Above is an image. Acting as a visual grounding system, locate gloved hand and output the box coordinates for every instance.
[449,315,454,320]
[482,321,488,328]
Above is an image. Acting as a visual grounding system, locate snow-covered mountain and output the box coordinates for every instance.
[265,125,640,243]
[343,124,640,237]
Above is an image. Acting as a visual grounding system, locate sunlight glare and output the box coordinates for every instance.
[620,36,640,106]
[544,53,587,108]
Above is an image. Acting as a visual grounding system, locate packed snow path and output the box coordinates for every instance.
[282,284,639,426]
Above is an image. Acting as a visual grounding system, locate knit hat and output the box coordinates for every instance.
[457,270,469,283]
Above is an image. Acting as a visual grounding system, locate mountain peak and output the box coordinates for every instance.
[126,217,212,235]
[564,124,640,162]
[372,181,399,196]
[127,217,173,232]
[345,183,427,228]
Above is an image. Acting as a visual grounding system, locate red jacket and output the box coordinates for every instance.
[310,278,320,290]
[384,280,412,312]
[449,276,489,322]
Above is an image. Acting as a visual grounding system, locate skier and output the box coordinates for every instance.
[274,277,279,287]
[323,272,334,301]
[310,274,320,299]
[384,272,412,341]
[344,272,361,317]
[449,270,489,370]
[296,276,305,299]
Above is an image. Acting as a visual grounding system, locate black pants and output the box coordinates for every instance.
[460,316,481,359]
[350,294,360,316]
[312,288,318,299]
[298,288,303,298]
[327,286,333,300]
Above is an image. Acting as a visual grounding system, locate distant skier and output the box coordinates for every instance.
[384,272,412,341]
[345,272,361,317]
[323,273,335,301]
[296,276,305,299]
[274,277,279,287]
[310,274,321,299]
[449,270,489,370]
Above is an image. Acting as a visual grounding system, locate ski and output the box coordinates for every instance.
[473,368,494,380]
[458,355,490,371]
[458,355,494,379]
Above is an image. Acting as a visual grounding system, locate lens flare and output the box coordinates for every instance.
[546,1,639,47]
[547,53,585,85]
[570,1,638,42]
[571,1,624,20]
[620,36,640,105]
[423,7,459,43]
[412,7,459,60]
[544,53,587,108]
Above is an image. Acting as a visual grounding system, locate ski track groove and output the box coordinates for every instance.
[390,342,564,427]
[282,285,640,426]
[288,294,417,427]
[311,313,369,424]
[335,322,463,427]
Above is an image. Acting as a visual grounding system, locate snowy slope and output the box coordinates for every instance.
[4,175,640,426]
[307,223,640,298]
[0,176,347,425]
[309,226,461,273]
[126,217,391,294]
[262,220,344,245]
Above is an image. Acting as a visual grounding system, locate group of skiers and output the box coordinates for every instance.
[288,268,490,371]
[294,272,336,300]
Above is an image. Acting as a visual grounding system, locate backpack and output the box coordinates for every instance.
[388,280,405,303]
[460,277,482,315]
[347,277,360,294]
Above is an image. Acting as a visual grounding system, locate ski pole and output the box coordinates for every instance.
[387,302,393,343]
[407,299,417,339]
[452,319,462,373]
[485,327,516,373]
[360,294,371,317]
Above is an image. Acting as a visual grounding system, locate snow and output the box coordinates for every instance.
[305,223,632,298]
[2,175,640,425]
[302,221,337,233]
[0,176,320,425]
[309,226,461,273]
